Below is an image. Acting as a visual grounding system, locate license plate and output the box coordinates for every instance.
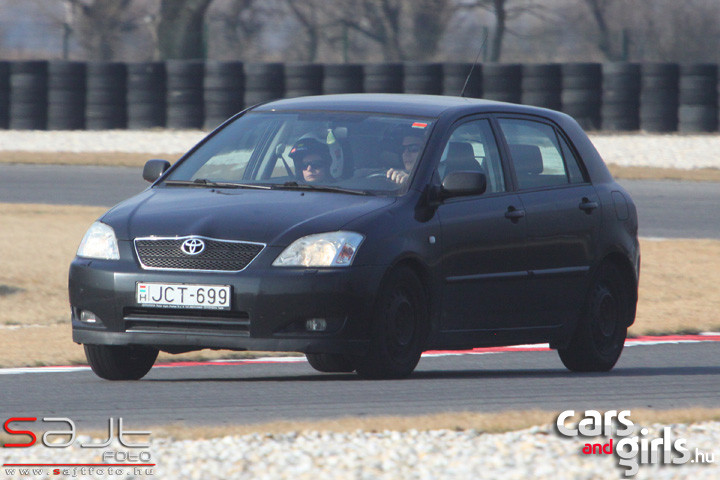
[136,282,231,310]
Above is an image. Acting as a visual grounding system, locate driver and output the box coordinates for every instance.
[289,138,333,183]
[386,129,424,184]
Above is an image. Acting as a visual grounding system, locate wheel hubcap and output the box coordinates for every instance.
[597,291,618,337]
[387,292,415,354]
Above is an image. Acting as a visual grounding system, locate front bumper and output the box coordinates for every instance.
[69,254,385,356]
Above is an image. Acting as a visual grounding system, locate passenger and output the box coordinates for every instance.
[386,129,424,184]
[289,138,333,183]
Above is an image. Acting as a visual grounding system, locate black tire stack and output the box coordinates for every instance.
[323,64,363,94]
[204,61,244,130]
[561,63,602,130]
[10,61,48,130]
[244,63,284,106]
[126,62,166,130]
[442,63,482,98]
[284,63,322,98]
[403,62,443,95]
[482,64,522,103]
[602,63,641,131]
[166,60,204,129]
[522,64,562,110]
[0,62,9,128]
[48,61,86,130]
[364,63,403,93]
[640,63,679,132]
[678,64,718,132]
[85,62,127,130]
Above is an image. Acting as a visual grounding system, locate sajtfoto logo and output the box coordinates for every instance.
[2,417,155,477]
[556,409,715,477]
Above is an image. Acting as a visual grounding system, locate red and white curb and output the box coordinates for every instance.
[1,333,718,375]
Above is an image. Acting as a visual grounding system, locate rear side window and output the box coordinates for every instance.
[498,118,585,189]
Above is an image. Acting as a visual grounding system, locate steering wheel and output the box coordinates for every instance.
[365,171,390,179]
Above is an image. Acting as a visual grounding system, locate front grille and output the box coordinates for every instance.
[134,236,264,272]
[123,307,250,336]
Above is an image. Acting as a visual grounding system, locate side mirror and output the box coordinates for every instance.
[441,171,487,198]
[143,159,171,183]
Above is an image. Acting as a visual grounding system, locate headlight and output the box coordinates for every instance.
[76,222,120,260]
[273,231,364,267]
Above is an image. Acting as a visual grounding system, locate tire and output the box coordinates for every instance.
[323,64,363,94]
[558,263,631,372]
[354,266,428,379]
[442,63,481,97]
[403,62,442,94]
[84,344,158,381]
[306,353,356,373]
[364,63,404,94]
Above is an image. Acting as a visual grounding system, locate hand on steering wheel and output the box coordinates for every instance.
[386,168,409,184]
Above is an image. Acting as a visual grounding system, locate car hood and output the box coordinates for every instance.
[102,187,395,245]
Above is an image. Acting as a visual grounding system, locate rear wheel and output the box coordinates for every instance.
[355,266,428,379]
[558,263,631,372]
[305,353,355,373]
[84,344,158,380]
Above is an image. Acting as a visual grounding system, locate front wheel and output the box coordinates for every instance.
[558,263,631,372]
[354,266,428,379]
[84,344,158,380]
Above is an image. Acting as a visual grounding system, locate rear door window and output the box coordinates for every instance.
[497,118,585,189]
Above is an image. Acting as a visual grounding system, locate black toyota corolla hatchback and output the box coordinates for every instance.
[69,94,639,380]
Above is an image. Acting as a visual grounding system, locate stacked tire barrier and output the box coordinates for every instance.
[166,60,204,129]
[323,64,363,94]
[404,63,443,95]
[48,61,86,130]
[127,62,166,130]
[483,64,522,103]
[679,64,718,132]
[364,63,403,94]
[9,61,48,130]
[561,63,602,130]
[0,61,9,129]
[1,60,720,132]
[522,64,561,110]
[85,62,126,130]
[204,61,244,130]
[244,63,284,107]
[640,63,679,132]
[602,63,641,131]
[443,63,481,97]
[284,63,323,99]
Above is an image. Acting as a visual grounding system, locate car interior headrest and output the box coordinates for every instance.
[445,141,481,172]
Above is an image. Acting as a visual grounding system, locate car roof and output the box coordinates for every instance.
[253,93,564,120]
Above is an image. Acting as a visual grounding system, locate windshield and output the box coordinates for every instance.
[164,111,435,195]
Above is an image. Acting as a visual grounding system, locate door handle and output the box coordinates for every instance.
[505,206,525,221]
[579,198,599,213]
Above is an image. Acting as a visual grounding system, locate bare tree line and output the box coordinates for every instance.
[2,0,720,64]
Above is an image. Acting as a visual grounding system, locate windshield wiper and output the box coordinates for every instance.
[274,181,371,196]
[163,179,271,190]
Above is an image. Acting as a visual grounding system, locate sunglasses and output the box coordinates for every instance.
[402,144,421,154]
[302,161,329,170]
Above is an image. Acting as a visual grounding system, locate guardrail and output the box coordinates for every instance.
[0,60,716,132]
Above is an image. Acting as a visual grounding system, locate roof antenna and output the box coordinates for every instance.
[460,31,488,98]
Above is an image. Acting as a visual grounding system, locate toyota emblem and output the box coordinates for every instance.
[181,238,205,255]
